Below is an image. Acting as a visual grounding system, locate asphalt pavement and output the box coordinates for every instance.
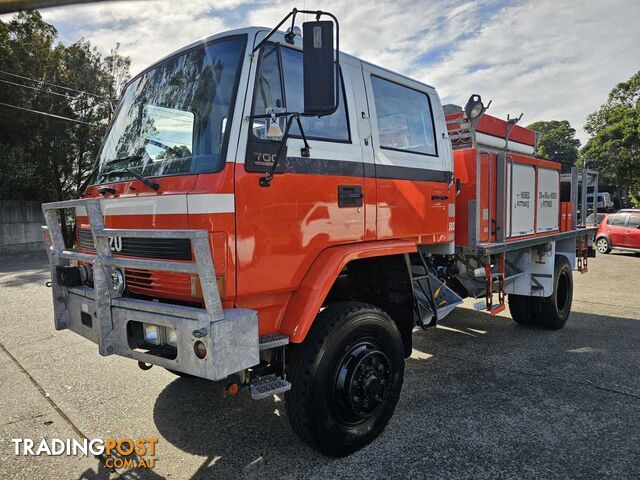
[0,250,638,479]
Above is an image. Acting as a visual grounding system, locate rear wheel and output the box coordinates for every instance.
[596,237,611,254]
[285,302,405,457]
[538,255,573,330]
[508,294,537,326]
[508,255,573,330]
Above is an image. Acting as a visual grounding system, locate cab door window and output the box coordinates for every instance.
[252,43,284,139]
[280,46,349,141]
[250,43,349,142]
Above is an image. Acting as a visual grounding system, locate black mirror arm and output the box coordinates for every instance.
[259,113,311,188]
[260,114,295,188]
[254,9,298,53]
[253,9,340,116]
[294,114,311,157]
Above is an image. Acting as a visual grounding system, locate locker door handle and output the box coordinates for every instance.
[431,195,449,200]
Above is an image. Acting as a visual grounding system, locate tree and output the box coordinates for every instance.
[0,10,130,202]
[527,120,581,173]
[582,71,640,206]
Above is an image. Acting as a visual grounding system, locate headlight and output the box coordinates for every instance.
[143,323,177,347]
[110,268,125,295]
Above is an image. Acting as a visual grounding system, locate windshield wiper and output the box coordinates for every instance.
[101,168,160,191]
[104,153,144,165]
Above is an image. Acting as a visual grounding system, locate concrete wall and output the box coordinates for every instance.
[0,201,45,255]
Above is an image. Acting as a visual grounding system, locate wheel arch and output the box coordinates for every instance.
[279,240,417,354]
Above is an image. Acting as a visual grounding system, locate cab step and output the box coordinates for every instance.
[259,333,289,350]
[250,374,291,400]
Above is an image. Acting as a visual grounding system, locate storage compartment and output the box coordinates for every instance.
[506,162,536,237]
[536,167,560,233]
[454,149,561,248]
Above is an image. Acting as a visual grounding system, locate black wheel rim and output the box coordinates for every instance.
[332,339,392,425]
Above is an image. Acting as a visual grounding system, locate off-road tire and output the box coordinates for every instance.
[508,294,537,326]
[596,236,611,254]
[538,255,573,330]
[285,302,405,457]
[509,255,573,330]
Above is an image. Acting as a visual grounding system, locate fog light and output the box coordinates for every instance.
[143,324,162,345]
[111,268,125,295]
[143,324,177,348]
[194,341,207,359]
[166,326,177,347]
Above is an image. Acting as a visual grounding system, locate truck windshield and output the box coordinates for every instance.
[92,35,246,185]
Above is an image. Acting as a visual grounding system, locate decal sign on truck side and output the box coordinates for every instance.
[507,163,536,237]
[536,168,560,232]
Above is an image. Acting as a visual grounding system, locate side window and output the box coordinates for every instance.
[280,47,349,141]
[610,214,628,226]
[252,44,283,139]
[627,213,640,228]
[251,43,349,142]
[370,76,437,156]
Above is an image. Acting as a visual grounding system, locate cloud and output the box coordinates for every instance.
[419,0,640,142]
[4,0,636,142]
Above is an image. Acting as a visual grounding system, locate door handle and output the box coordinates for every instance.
[338,185,364,207]
[431,195,449,200]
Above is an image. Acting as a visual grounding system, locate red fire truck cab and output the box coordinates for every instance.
[42,10,597,456]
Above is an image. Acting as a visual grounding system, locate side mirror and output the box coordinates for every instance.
[302,20,336,116]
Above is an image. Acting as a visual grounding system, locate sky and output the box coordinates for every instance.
[8,0,640,143]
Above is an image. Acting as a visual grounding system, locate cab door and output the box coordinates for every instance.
[233,34,365,330]
[361,63,453,242]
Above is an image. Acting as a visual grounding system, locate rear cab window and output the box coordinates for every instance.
[370,75,437,156]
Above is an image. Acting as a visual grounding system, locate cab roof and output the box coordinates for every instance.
[134,26,435,92]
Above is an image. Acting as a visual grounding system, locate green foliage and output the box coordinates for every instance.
[526,120,581,173]
[0,10,130,201]
[582,71,640,204]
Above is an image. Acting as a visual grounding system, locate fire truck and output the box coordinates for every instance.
[42,9,598,456]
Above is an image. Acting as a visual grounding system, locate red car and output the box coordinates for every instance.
[596,209,640,253]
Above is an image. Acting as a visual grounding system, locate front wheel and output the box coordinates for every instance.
[285,302,405,457]
[596,237,611,254]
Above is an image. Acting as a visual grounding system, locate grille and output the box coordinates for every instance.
[124,268,194,300]
[78,229,192,261]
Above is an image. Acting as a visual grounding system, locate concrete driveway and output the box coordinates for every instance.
[0,251,639,479]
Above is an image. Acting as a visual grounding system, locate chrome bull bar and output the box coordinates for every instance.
[41,198,259,381]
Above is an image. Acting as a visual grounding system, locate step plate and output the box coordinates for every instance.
[259,333,290,350]
[250,374,291,400]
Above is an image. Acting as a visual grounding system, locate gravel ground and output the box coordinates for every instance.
[0,250,638,479]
